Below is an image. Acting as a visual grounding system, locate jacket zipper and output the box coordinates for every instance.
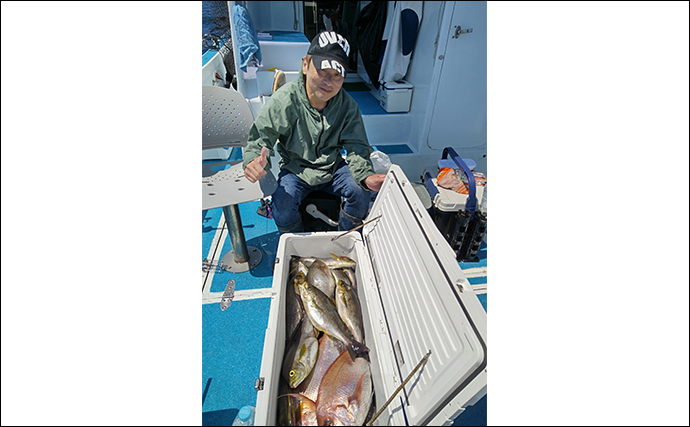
[316,110,325,148]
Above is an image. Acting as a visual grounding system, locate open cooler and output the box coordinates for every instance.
[255,165,487,425]
[424,147,487,262]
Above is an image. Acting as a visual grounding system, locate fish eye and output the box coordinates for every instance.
[289,370,295,378]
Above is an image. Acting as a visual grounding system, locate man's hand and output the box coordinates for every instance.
[244,147,268,183]
[364,173,386,192]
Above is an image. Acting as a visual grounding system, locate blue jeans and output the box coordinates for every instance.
[272,162,370,233]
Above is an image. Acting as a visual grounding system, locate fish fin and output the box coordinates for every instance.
[348,339,370,361]
[352,372,374,426]
[346,387,365,423]
[346,345,358,362]
[351,372,366,402]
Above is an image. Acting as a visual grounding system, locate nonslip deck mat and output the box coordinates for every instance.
[205,201,279,293]
[202,298,271,424]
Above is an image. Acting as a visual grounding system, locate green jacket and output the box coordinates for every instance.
[242,72,376,190]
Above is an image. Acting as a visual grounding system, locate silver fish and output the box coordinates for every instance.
[289,258,310,280]
[287,259,309,339]
[335,279,365,345]
[344,268,357,294]
[316,350,373,426]
[294,253,356,270]
[286,279,304,343]
[306,259,337,300]
[282,314,319,388]
[295,271,368,361]
[331,268,351,288]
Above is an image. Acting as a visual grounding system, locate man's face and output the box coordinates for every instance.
[302,57,344,109]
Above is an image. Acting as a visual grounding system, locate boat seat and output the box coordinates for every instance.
[202,85,277,272]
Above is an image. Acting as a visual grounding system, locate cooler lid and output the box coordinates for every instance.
[363,165,487,426]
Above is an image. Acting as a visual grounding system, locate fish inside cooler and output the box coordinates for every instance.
[265,233,386,426]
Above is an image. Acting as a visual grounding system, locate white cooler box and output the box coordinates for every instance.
[380,80,414,113]
[255,165,487,426]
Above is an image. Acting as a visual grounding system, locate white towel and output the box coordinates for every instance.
[378,1,423,85]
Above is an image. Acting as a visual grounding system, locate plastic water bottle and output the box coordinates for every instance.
[231,406,255,426]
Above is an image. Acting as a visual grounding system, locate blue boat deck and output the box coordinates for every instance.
[201,151,487,426]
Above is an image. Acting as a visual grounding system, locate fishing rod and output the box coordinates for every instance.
[366,350,432,426]
[331,215,382,241]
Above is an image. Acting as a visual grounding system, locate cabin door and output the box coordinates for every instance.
[426,1,487,166]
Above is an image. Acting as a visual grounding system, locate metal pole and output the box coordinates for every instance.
[222,204,249,263]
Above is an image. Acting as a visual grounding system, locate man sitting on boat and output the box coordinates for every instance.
[243,31,386,234]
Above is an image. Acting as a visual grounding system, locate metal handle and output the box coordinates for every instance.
[305,204,339,227]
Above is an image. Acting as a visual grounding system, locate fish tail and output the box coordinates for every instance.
[347,339,370,361]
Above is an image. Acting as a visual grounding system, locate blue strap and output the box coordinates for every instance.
[442,147,476,219]
[423,171,439,199]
